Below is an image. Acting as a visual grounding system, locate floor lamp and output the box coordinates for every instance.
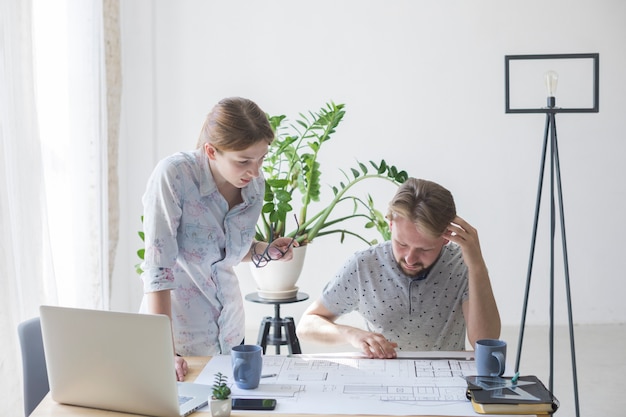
[505,53,600,417]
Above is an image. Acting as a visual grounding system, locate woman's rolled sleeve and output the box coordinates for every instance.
[141,266,177,293]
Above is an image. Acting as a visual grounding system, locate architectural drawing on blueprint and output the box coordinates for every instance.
[198,353,480,416]
[262,355,474,401]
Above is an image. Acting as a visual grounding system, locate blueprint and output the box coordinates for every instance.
[197,352,485,415]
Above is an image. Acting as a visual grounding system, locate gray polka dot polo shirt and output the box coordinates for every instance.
[320,241,469,351]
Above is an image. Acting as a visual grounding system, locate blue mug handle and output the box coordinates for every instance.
[491,351,505,376]
[233,357,247,383]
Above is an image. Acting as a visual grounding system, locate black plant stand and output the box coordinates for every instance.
[245,292,309,355]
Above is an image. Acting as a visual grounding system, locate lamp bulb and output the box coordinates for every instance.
[545,70,559,97]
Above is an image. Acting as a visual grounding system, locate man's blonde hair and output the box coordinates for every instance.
[387,178,456,238]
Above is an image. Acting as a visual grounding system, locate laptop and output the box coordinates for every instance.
[39,305,212,417]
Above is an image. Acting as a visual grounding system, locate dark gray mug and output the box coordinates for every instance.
[231,344,263,389]
[475,339,506,376]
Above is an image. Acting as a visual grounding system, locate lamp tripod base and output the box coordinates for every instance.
[514,109,581,417]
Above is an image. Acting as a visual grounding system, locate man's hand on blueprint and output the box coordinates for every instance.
[342,327,399,359]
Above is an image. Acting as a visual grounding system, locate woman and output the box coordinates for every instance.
[139,97,295,381]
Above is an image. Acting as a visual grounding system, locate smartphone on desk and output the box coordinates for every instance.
[231,398,277,410]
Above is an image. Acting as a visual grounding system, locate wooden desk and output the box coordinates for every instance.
[31,356,537,417]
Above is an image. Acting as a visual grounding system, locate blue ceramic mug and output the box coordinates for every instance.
[231,344,263,389]
[475,339,506,377]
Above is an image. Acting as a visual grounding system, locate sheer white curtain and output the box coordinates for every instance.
[0,0,109,415]
[33,0,109,308]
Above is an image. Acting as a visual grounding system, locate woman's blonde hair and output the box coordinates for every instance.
[196,97,274,150]
[387,178,456,238]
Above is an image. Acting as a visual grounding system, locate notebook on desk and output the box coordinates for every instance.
[39,305,212,417]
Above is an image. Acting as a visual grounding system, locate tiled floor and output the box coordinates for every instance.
[247,323,626,416]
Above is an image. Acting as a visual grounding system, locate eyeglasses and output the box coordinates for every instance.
[252,215,299,268]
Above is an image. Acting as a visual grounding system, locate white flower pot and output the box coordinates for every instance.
[209,398,231,417]
[250,245,307,299]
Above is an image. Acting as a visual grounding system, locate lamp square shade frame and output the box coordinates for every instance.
[505,53,599,114]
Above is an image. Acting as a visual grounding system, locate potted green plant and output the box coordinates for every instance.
[210,372,232,417]
[251,101,408,296]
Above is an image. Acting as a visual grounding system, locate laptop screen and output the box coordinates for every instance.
[39,305,211,417]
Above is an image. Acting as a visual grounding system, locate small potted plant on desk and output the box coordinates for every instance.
[210,372,232,417]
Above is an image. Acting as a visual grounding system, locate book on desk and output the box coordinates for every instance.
[465,375,559,415]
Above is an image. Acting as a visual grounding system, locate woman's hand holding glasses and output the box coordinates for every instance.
[251,236,298,268]
[251,216,299,268]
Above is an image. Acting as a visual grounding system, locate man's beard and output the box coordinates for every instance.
[398,260,427,277]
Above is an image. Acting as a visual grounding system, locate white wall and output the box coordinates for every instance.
[113,0,626,329]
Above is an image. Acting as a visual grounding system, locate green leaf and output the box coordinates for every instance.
[277,202,293,213]
[267,178,289,188]
[275,190,292,202]
[262,202,275,213]
[269,211,281,223]
[378,160,387,174]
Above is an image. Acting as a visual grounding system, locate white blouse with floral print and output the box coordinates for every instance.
[139,148,263,356]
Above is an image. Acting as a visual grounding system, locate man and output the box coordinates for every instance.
[296,178,500,358]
